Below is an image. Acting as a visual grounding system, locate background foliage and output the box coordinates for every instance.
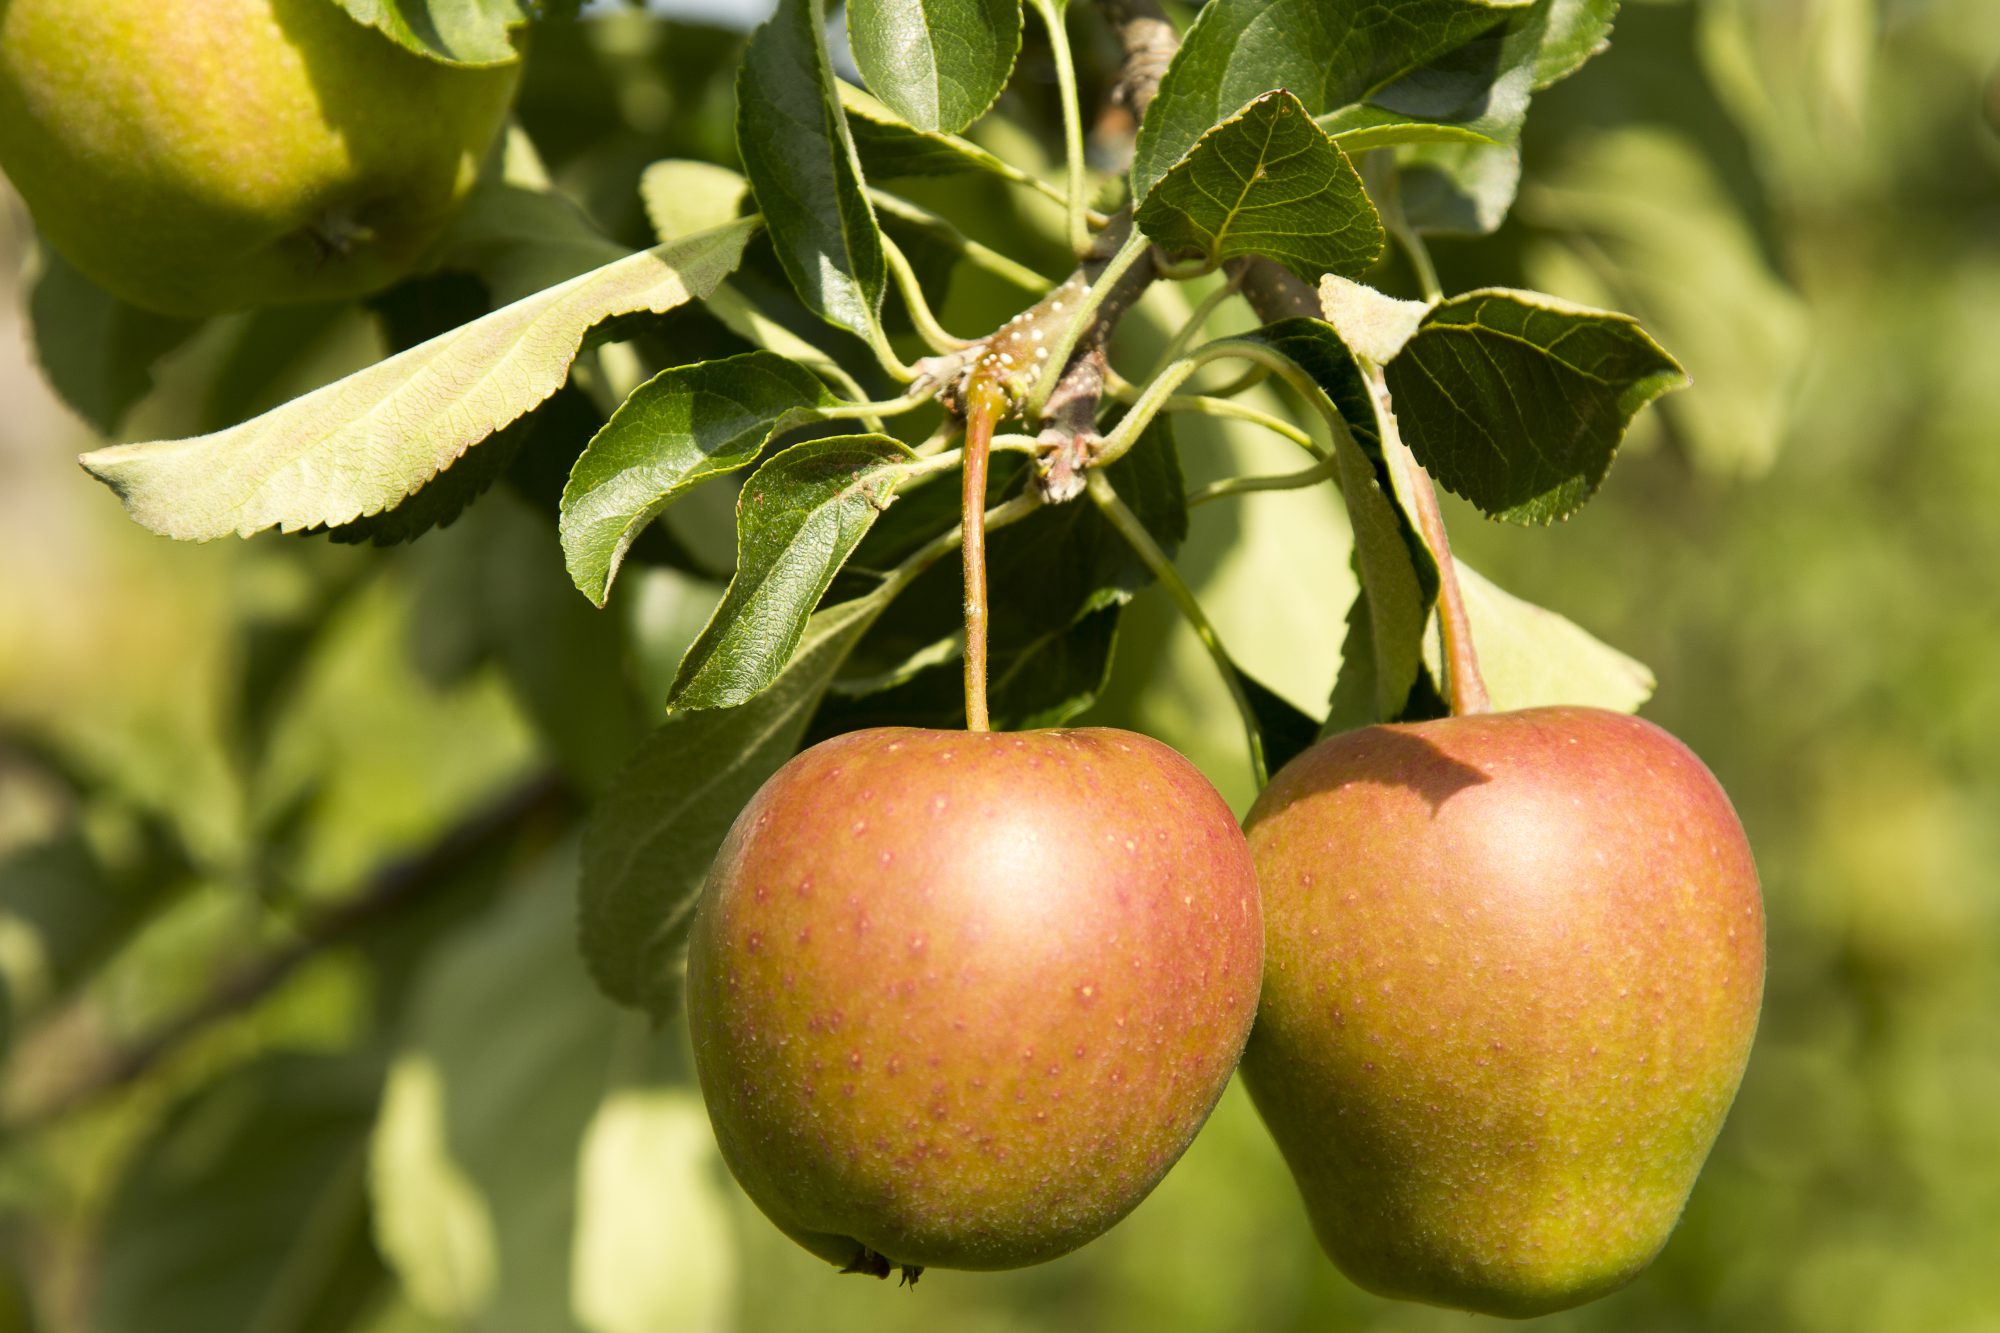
[2,0,1998,1329]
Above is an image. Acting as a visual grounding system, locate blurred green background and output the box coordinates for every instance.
[2,0,1998,1329]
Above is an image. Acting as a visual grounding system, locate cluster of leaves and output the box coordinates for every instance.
[25,0,1958,1327]
[71,0,1680,1030]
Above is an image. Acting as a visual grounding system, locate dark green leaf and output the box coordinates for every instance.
[1319,576,1451,736]
[1234,661,1325,779]
[847,0,1021,134]
[1134,90,1384,283]
[1389,0,1620,233]
[1383,288,1686,524]
[372,844,734,1330]
[1132,0,1530,201]
[0,813,187,1033]
[1517,127,1809,476]
[834,421,1186,708]
[1398,140,1523,235]
[669,436,915,710]
[841,81,1032,182]
[331,0,529,65]
[559,353,842,606]
[817,602,1122,737]
[1245,319,1439,720]
[737,0,887,341]
[26,251,199,436]
[1320,4,1538,144]
[474,495,646,793]
[1322,577,1380,734]
[579,594,886,1017]
[441,168,631,304]
[96,1054,387,1333]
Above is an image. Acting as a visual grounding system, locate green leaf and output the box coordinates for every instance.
[816,601,1119,737]
[669,436,915,710]
[26,250,199,436]
[323,409,528,548]
[1427,561,1654,713]
[572,1090,738,1333]
[1318,275,1431,365]
[578,593,886,1017]
[1132,0,1532,202]
[323,373,604,548]
[79,220,759,541]
[441,172,632,305]
[1382,287,1687,524]
[1518,127,1809,477]
[1322,577,1380,735]
[1245,319,1439,720]
[737,0,887,341]
[1134,90,1383,283]
[703,284,858,386]
[840,81,1033,183]
[372,844,733,1332]
[638,160,752,246]
[1532,0,1619,89]
[560,353,841,607]
[1398,140,1523,236]
[0,825,180,1029]
[1388,0,1619,233]
[96,1054,387,1333]
[457,493,648,792]
[1326,122,1500,153]
[331,0,529,66]
[847,0,1021,134]
[1234,661,1325,779]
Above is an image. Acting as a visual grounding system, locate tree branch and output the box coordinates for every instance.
[1100,0,1176,121]
[1227,256,1320,324]
[3,773,573,1134]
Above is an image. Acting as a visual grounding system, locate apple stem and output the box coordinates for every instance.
[962,379,1004,732]
[1375,379,1491,716]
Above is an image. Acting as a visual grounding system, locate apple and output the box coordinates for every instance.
[0,0,520,316]
[684,725,1263,1277]
[1241,706,1763,1317]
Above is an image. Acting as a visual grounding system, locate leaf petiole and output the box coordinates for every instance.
[1143,271,1245,383]
[1027,0,1092,259]
[1087,470,1268,785]
[1364,150,1443,302]
[1365,365,1489,714]
[1095,335,1336,469]
[1185,452,1343,508]
[812,385,939,422]
[1160,394,1320,454]
[881,233,974,353]
[867,189,1052,293]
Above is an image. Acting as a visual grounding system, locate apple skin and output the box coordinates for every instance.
[685,725,1263,1275]
[1241,706,1763,1317]
[0,0,520,316]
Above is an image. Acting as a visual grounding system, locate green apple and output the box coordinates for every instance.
[0,0,520,316]
[685,725,1264,1278]
[1242,706,1764,1317]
